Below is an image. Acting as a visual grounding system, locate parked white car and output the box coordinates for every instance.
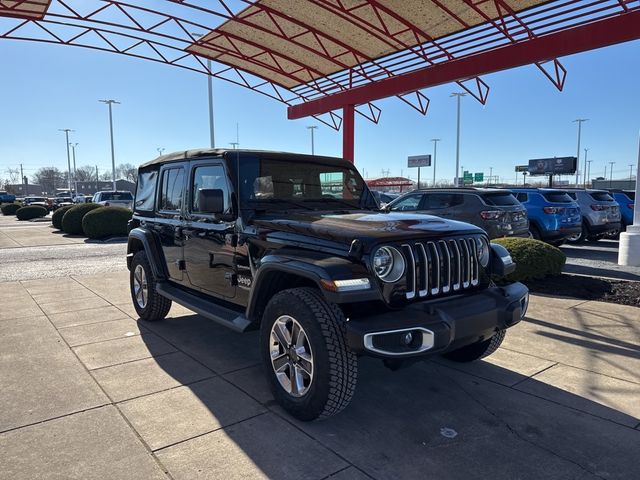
[93,191,134,209]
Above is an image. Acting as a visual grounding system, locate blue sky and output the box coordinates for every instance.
[1,36,639,184]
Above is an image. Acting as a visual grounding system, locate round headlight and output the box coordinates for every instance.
[372,246,405,283]
[476,237,490,268]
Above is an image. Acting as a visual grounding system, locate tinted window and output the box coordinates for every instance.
[101,192,133,201]
[515,193,528,202]
[542,192,573,203]
[483,193,520,206]
[589,192,614,202]
[192,165,230,214]
[390,194,422,211]
[425,193,464,209]
[135,170,157,211]
[159,168,185,211]
[625,191,635,201]
[567,192,577,200]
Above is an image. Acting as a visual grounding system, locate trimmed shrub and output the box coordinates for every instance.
[16,205,48,220]
[492,237,566,282]
[1,203,21,215]
[52,205,75,230]
[82,207,132,239]
[61,203,101,235]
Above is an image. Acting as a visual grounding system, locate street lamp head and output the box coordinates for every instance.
[450,92,467,98]
[99,99,121,105]
[573,118,589,123]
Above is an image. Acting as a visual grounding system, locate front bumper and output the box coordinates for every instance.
[346,282,528,358]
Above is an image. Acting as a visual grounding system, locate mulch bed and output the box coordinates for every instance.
[524,274,640,308]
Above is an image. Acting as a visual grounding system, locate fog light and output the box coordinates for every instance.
[402,332,413,345]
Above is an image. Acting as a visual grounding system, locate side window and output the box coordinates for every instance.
[135,170,157,211]
[391,194,422,211]
[516,193,528,202]
[159,168,185,211]
[426,193,464,209]
[191,165,230,214]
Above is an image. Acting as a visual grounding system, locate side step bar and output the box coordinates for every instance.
[156,282,252,333]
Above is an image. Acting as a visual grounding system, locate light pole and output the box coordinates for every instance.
[609,161,615,188]
[586,159,593,188]
[99,99,120,190]
[451,93,466,187]
[489,167,493,186]
[582,148,589,188]
[573,118,589,187]
[70,143,79,195]
[157,147,165,156]
[307,126,318,155]
[58,129,74,192]
[230,142,239,149]
[629,164,634,180]
[431,138,440,187]
[192,33,216,148]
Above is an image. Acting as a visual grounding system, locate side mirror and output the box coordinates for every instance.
[198,189,225,214]
[490,243,516,277]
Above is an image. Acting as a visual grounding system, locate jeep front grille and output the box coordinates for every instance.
[401,238,480,300]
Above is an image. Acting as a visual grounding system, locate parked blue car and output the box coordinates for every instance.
[610,190,635,230]
[511,188,582,245]
[0,190,16,203]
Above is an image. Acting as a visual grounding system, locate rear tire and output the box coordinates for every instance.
[566,223,587,244]
[442,330,506,363]
[529,225,542,241]
[260,287,357,421]
[549,239,565,247]
[130,250,172,322]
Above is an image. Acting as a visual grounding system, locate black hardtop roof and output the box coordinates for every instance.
[138,148,345,170]
[509,187,571,193]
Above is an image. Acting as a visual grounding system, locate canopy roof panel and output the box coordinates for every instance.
[188,0,549,89]
[0,0,52,20]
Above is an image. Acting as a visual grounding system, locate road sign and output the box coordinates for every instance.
[528,157,577,175]
[463,171,473,180]
[474,173,484,182]
[408,154,431,168]
[515,165,528,172]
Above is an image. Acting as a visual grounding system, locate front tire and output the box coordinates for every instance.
[130,250,172,322]
[442,330,506,363]
[260,287,357,421]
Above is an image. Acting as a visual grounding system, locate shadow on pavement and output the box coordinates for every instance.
[135,311,640,480]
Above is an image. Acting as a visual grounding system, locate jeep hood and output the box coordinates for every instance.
[252,211,484,248]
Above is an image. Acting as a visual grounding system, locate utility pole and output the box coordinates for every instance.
[629,164,634,180]
[609,161,615,188]
[20,164,24,191]
[95,165,99,192]
[586,160,593,188]
[431,138,440,187]
[307,126,318,155]
[70,143,78,195]
[451,93,466,187]
[573,118,588,187]
[230,142,239,149]
[58,128,74,193]
[157,147,165,156]
[99,99,120,190]
[192,33,216,148]
[582,148,589,188]
[489,167,493,186]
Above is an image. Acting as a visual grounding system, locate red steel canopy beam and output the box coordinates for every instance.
[288,11,640,120]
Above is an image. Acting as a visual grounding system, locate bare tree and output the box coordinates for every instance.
[75,165,96,182]
[4,167,20,184]
[116,163,138,183]
[33,167,67,194]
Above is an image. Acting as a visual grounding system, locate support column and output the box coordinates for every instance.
[342,104,355,163]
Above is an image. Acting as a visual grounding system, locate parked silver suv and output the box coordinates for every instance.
[565,189,621,243]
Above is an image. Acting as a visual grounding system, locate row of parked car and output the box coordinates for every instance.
[383,187,634,246]
[8,190,134,212]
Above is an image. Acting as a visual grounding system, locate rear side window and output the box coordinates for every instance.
[515,193,528,202]
[159,168,185,211]
[483,193,520,206]
[543,192,573,203]
[567,192,577,200]
[626,192,635,201]
[135,170,157,211]
[589,192,614,202]
[424,193,464,209]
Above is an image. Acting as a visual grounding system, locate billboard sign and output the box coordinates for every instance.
[407,154,431,168]
[528,157,577,175]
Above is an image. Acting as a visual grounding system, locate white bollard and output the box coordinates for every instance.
[618,226,640,267]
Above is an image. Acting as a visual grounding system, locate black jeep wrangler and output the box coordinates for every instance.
[127,149,528,421]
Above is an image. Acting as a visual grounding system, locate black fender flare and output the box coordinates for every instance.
[127,228,168,280]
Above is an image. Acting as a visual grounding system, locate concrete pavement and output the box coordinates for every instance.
[1,270,639,479]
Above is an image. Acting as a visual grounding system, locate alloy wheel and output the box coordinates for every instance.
[269,315,314,397]
[133,264,148,309]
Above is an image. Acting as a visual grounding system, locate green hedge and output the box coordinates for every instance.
[16,205,48,220]
[1,203,21,215]
[61,203,101,235]
[492,237,566,282]
[82,207,132,239]
[52,205,75,230]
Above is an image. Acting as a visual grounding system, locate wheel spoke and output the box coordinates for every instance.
[271,352,288,372]
[298,353,313,376]
[290,363,302,395]
[273,321,291,347]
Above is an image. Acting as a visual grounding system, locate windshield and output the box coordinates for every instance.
[483,193,520,206]
[101,192,133,201]
[543,192,574,203]
[238,155,372,210]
